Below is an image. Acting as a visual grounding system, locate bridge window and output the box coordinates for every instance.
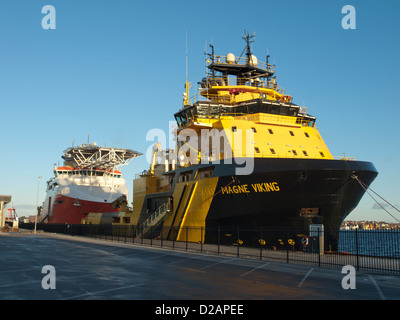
[288,107,298,117]
[195,166,214,180]
[178,170,193,182]
[269,105,279,114]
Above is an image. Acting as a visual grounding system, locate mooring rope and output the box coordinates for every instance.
[352,173,400,223]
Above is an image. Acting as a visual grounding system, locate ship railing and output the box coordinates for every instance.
[176,112,316,133]
[174,152,332,167]
[135,203,169,238]
[185,87,287,108]
[191,113,315,128]
[207,54,275,73]
[185,93,231,105]
[295,118,316,127]
[243,152,329,160]
[198,76,285,93]
[334,155,356,161]
[243,113,315,127]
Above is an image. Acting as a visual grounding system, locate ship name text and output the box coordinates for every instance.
[221,182,280,194]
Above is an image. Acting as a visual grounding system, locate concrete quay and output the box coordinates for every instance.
[0,231,399,301]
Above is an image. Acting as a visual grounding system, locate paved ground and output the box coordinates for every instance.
[0,232,399,303]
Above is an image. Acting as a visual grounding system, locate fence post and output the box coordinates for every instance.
[172,227,175,250]
[218,226,220,255]
[355,228,359,271]
[161,226,163,248]
[150,226,153,247]
[286,230,289,263]
[186,226,188,251]
[259,228,263,260]
[318,228,321,267]
[397,230,400,275]
[237,226,240,258]
[201,226,203,253]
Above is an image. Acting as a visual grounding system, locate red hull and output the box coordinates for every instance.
[47,194,119,224]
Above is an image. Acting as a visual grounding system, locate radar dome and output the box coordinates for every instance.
[249,55,258,66]
[226,53,235,64]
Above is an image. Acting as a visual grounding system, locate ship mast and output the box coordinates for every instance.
[242,30,255,65]
[183,31,192,105]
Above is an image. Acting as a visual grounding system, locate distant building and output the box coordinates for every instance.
[341,220,400,230]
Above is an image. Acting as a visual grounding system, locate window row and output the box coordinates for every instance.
[254,147,325,157]
[56,170,121,178]
[232,126,310,138]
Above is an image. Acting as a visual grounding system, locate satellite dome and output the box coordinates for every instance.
[249,55,258,66]
[226,53,235,64]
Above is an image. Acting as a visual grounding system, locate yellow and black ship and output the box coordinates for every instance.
[97,32,378,249]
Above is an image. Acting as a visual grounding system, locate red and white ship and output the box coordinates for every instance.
[40,142,141,224]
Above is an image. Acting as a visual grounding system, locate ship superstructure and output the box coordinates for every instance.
[176,31,331,164]
[40,142,141,224]
[125,31,378,250]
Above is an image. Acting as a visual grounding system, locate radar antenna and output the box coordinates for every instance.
[242,30,256,64]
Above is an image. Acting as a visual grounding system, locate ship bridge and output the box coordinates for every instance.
[174,31,332,163]
[175,99,315,130]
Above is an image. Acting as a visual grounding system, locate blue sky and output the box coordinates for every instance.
[1,0,399,222]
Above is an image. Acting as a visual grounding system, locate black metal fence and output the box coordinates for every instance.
[20,223,400,274]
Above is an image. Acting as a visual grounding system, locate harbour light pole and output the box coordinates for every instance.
[34,176,42,234]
